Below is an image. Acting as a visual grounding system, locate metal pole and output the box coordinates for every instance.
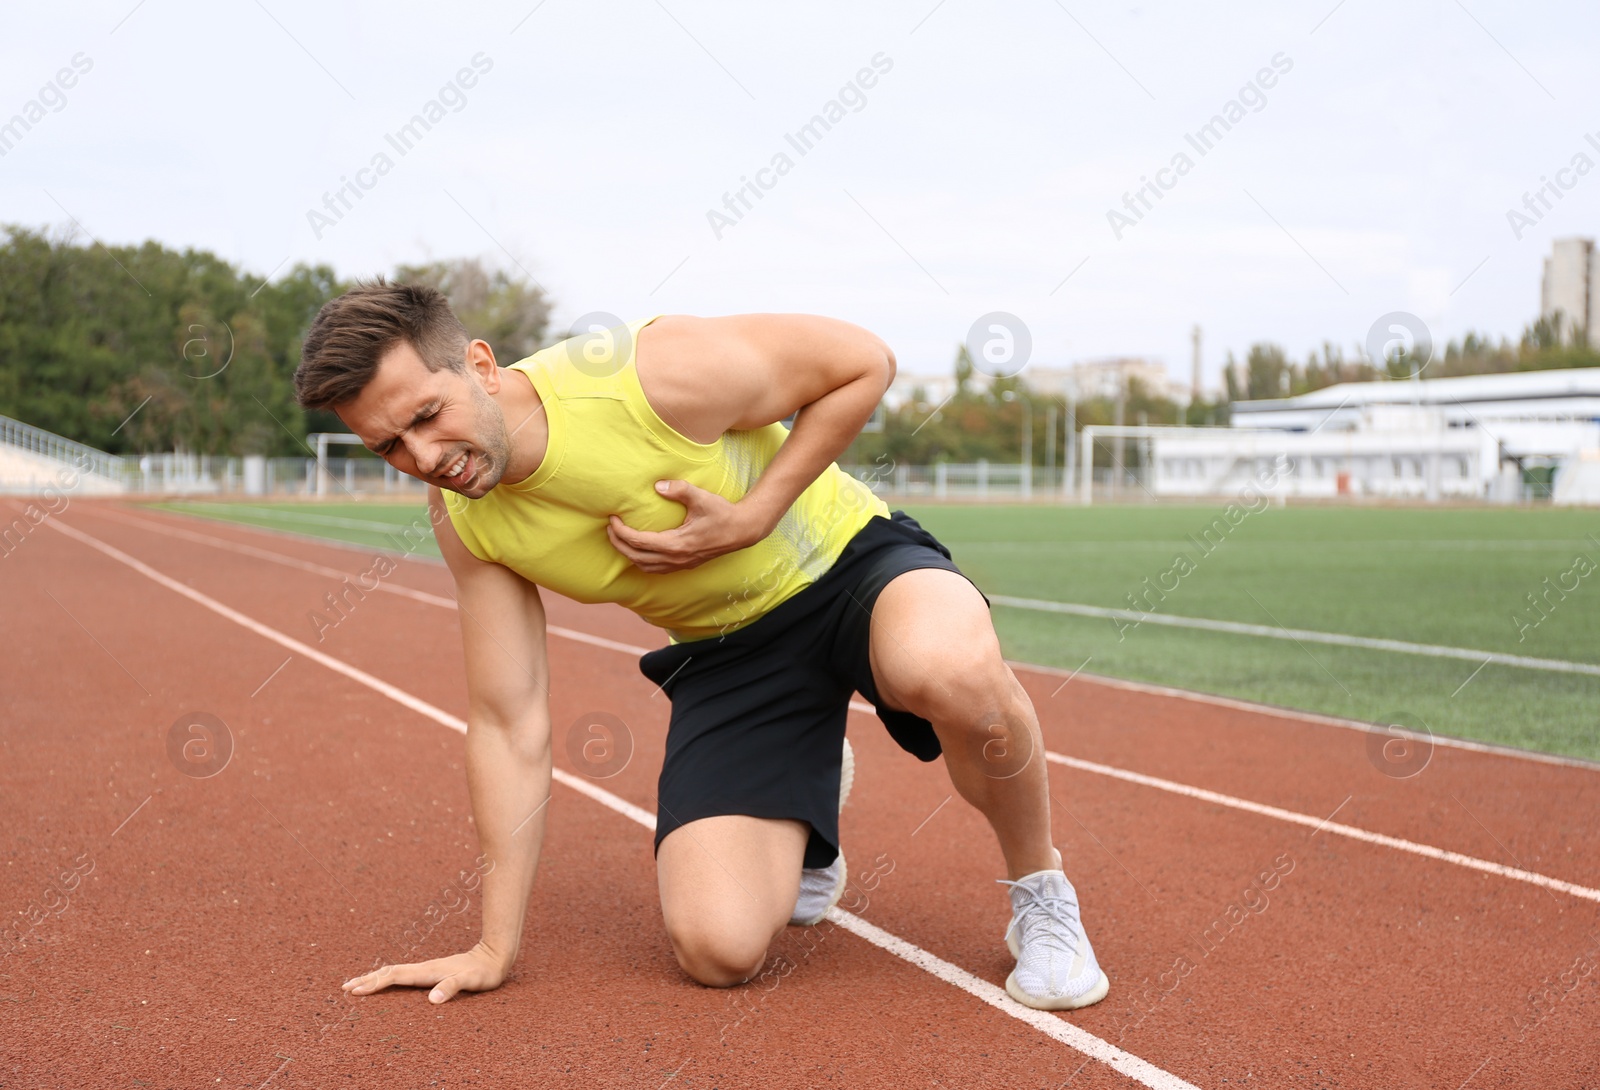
[1064,395,1076,499]
[1080,428,1094,506]
[1021,397,1032,499]
[1044,403,1056,496]
[316,433,329,498]
[1111,379,1125,500]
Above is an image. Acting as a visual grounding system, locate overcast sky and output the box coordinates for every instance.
[4,0,1597,391]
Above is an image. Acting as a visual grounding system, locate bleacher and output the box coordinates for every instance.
[0,413,126,496]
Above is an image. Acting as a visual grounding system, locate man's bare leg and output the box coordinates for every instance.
[867,567,1056,878]
[865,566,1108,1010]
[656,815,809,986]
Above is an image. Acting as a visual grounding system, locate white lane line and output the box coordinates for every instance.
[45,519,460,730]
[90,508,1600,894]
[1044,752,1600,904]
[843,704,1597,902]
[989,594,1600,678]
[828,910,1198,1090]
[44,516,1196,1090]
[98,506,1600,772]
[90,505,452,606]
[85,506,656,657]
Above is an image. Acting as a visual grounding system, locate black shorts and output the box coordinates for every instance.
[638,510,989,869]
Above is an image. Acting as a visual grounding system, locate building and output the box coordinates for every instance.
[1040,358,1193,406]
[881,371,974,412]
[1088,368,1600,504]
[1541,237,1600,348]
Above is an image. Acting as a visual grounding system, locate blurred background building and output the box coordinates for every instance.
[1542,237,1599,349]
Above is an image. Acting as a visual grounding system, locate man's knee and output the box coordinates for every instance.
[903,662,1039,780]
[892,636,1016,725]
[667,918,770,988]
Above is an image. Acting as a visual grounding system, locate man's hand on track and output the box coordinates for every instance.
[608,479,769,573]
[343,941,510,1004]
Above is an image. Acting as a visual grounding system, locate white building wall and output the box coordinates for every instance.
[1148,423,1502,500]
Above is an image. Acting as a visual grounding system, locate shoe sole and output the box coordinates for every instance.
[1004,922,1110,1010]
[1005,968,1110,1011]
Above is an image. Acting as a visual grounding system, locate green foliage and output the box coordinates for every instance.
[393,258,551,364]
[851,309,1600,468]
[1246,343,1290,399]
[1241,316,1600,399]
[953,343,974,396]
[0,231,553,456]
[0,225,341,455]
[849,343,1219,467]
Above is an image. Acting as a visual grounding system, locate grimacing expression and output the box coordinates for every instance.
[337,341,512,499]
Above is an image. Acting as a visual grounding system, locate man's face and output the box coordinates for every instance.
[337,340,512,499]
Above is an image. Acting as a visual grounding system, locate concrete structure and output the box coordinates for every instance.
[881,371,975,411]
[1554,449,1600,505]
[1045,357,1192,405]
[1541,237,1600,348]
[1082,368,1600,504]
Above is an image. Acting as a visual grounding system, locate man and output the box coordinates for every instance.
[295,281,1108,1012]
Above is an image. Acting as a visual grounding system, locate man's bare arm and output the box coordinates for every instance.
[343,487,551,1003]
[608,314,894,572]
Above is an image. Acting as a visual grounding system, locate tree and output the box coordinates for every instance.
[953,343,974,397]
[0,229,566,456]
[1245,343,1289,400]
[0,226,342,455]
[394,258,551,364]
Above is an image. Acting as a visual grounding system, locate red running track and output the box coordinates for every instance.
[2,500,1597,1089]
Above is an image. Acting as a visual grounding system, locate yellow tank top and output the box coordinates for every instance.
[445,315,890,643]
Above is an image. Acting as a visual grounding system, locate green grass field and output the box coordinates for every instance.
[156,499,1600,762]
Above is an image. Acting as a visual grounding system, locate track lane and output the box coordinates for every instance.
[6,507,1173,1089]
[90,503,1600,892]
[13,501,1599,1089]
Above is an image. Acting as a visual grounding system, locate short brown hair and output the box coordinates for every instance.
[294,279,469,409]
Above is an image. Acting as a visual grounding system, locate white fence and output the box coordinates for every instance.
[841,461,1089,500]
[0,412,432,498]
[120,454,430,497]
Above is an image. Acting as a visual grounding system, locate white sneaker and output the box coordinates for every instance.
[789,738,853,926]
[999,868,1110,1010]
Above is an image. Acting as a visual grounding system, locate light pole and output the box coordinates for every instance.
[1064,391,1077,500]
[1003,389,1033,498]
[1043,401,1056,494]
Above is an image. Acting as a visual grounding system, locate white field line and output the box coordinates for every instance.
[97,506,1600,770]
[988,594,1600,678]
[42,516,1196,1090]
[121,506,1600,676]
[165,503,410,533]
[953,539,1600,552]
[84,506,1600,898]
[1010,659,1600,772]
